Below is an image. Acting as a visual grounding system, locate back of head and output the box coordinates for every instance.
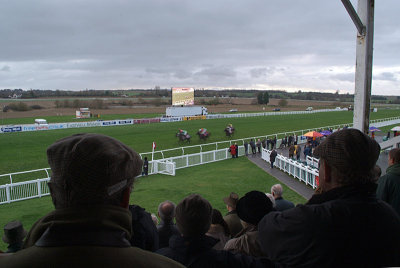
[47,133,143,208]
[175,194,212,237]
[389,148,400,164]
[271,184,283,198]
[237,191,273,225]
[158,200,176,222]
[313,129,380,186]
[211,208,230,236]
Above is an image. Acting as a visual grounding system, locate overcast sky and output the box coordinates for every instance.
[0,0,399,95]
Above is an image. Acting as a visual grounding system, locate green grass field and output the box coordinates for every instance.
[1,110,399,175]
[0,157,306,251]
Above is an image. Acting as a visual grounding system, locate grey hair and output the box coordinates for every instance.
[271,184,283,198]
[158,200,176,221]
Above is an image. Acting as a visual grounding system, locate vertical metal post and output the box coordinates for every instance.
[352,0,375,133]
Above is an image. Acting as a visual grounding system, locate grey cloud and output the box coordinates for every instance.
[1,65,10,72]
[0,0,399,95]
[330,73,354,82]
[374,72,397,82]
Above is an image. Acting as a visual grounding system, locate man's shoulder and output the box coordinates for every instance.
[0,245,185,268]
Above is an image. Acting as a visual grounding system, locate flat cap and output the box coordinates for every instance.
[47,133,142,205]
[313,129,380,178]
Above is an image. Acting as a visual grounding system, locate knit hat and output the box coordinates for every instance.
[2,220,27,244]
[313,129,380,179]
[47,133,142,206]
[175,194,212,237]
[236,191,273,225]
[223,192,239,209]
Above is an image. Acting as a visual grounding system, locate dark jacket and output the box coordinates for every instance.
[129,205,159,251]
[258,184,400,267]
[0,206,183,268]
[274,197,294,211]
[269,150,277,163]
[157,220,181,249]
[377,163,400,215]
[157,234,274,268]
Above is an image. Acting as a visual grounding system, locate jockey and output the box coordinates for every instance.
[199,128,207,135]
[181,129,187,135]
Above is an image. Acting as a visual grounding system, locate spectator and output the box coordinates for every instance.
[0,134,182,267]
[157,194,271,268]
[258,129,400,267]
[224,191,273,257]
[229,144,236,159]
[271,184,294,211]
[223,192,243,237]
[142,156,149,176]
[244,141,249,156]
[206,209,230,250]
[235,143,239,158]
[2,220,27,253]
[377,148,400,215]
[269,149,277,169]
[256,139,261,153]
[129,204,159,252]
[250,139,256,155]
[157,200,180,249]
[288,144,295,159]
[303,144,312,158]
[295,144,301,160]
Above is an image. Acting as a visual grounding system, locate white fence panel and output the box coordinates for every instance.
[262,148,319,189]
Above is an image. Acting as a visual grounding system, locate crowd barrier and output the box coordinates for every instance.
[262,149,319,189]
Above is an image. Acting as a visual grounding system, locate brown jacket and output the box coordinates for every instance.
[224,224,263,257]
[223,211,242,237]
[0,206,184,268]
[206,224,230,250]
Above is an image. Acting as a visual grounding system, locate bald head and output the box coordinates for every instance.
[158,201,176,222]
[271,184,283,199]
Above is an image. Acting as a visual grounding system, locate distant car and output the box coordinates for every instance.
[306,107,313,111]
[335,107,341,110]
[229,109,238,112]
[272,108,281,111]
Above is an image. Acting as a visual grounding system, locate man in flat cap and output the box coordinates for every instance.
[258,129,400,267]
[0,133,183,267]
[223,192,243,237]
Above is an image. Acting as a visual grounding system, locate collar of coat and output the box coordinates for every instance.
[23,205,132,248]
[306,183,377,205]
[386,163,400,175]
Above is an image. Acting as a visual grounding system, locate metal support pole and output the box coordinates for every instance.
[342,0,374,133]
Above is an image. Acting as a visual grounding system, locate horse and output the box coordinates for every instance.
[197,131,211,141]
[224,126,235,137]
[176,132,191,143]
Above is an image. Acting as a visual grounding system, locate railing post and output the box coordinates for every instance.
[6,184,11,203]
[37,179,42,197]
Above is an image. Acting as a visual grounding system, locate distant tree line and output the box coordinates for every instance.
[0,88,395,103]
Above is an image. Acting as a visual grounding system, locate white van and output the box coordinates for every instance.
[306,107,313,111]
[34,119,48,125]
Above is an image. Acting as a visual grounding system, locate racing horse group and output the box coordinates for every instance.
[176,125,235,143]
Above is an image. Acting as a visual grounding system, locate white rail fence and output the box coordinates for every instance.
[262,149,320,189]
[2,115,400,205]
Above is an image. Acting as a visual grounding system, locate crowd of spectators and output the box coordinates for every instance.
[1,129,400,267]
